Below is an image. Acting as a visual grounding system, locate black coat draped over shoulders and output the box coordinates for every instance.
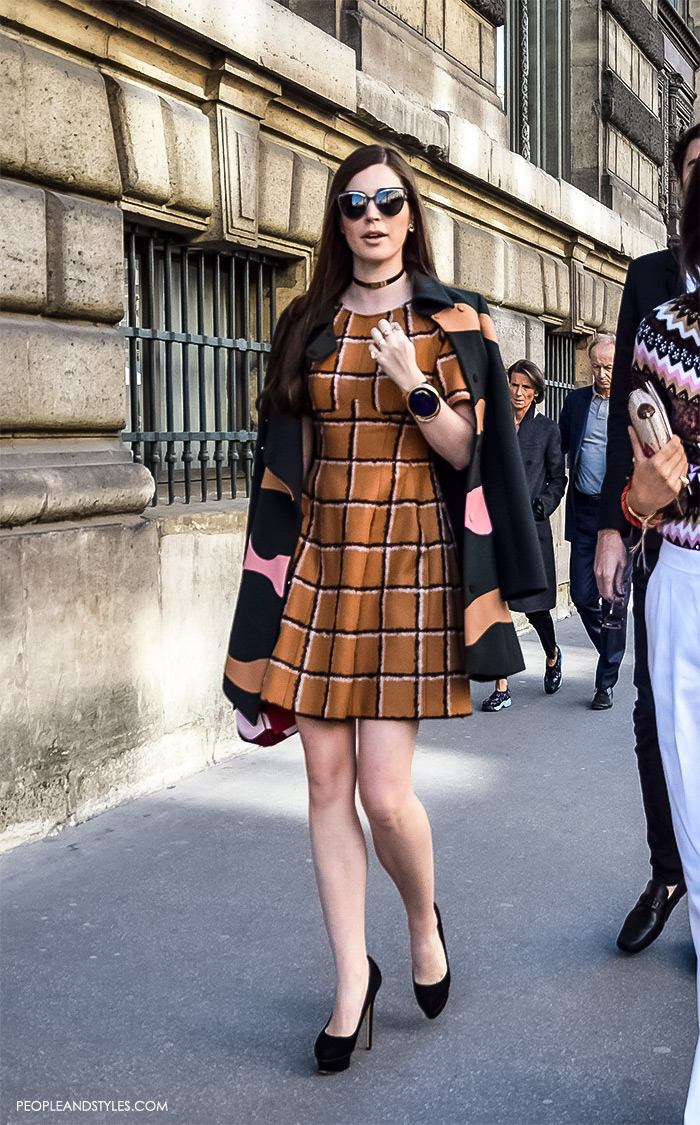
[224,274,546,723]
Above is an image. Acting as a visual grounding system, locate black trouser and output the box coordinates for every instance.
[525,610,558,661]
[631,535,683,884]
[569,493,627,689]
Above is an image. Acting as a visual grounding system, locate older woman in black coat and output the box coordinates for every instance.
[482,360,568,711]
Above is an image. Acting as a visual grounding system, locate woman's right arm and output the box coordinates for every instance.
[302,413,314,481]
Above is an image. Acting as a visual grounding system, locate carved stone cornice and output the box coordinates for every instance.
[602,69,665,165]
[205,60,282,119]
[601,0,665,69]
[468,0,506,26]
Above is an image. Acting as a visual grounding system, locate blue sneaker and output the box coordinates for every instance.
[481,688,512,712]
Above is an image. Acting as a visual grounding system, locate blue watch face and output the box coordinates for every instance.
[409,385,439,418]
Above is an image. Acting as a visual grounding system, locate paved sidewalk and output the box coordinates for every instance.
[2,614,696,1125]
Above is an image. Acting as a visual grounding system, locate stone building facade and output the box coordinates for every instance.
[1,0,698,848]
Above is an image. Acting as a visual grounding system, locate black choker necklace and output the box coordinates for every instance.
[352,268,405,290]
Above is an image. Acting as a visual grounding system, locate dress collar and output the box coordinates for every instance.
[303,273,456,362]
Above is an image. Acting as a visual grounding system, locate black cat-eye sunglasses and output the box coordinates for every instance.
[337,187,409,221]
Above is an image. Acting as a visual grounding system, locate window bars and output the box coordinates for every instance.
[120,226,277,504]
[545,331,577,422]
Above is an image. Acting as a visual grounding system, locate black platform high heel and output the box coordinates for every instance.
[413,904,450,1020]
[314,956,382,1074]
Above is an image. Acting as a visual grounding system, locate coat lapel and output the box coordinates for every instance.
[572,386,593,475]
[304,300,338,362]
[517,403,537,437]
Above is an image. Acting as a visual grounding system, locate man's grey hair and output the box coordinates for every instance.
[587,332,616,356]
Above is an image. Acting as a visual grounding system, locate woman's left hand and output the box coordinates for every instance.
[369,319,423,393]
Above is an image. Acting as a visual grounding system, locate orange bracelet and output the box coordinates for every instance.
[621,482,664,529]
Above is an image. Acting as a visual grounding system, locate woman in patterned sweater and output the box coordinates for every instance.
[624,160,700,1124]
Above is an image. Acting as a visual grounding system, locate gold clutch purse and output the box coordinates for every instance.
[627,381,673,456]
[628,380,687,523]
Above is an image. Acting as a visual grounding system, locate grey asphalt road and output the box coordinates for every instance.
[1,614,696,1125]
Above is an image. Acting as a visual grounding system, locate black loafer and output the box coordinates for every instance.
[617,878,687,954]
[543,646,562,694]
[591,686,613,710]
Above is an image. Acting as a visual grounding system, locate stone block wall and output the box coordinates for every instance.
[0,169,154,526]
[350,0,508,143]
[0,0,670,849]
[1,35,122,198]
[0,506,248,850]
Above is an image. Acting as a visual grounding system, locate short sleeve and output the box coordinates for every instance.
[432,331,471,406]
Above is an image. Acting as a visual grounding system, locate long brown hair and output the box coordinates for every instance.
[680,158,700,287]
[260,145,438,415]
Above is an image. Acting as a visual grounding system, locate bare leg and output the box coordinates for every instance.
[356,719,447,986]
[296,715,370,1037]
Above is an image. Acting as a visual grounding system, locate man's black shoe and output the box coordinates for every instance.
[591,686,613,710]
[617,878,687,954]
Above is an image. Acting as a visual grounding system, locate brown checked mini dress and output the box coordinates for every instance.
[260,303,472,720]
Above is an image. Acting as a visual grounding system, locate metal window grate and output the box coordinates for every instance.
[545,331,577,422]
[119,226,277,504]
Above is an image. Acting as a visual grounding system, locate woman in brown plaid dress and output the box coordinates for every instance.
[255,147,477,1071]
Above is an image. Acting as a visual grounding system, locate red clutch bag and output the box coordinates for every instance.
[236,704,298,747]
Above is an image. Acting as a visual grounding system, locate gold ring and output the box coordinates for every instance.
[680,474,690,488]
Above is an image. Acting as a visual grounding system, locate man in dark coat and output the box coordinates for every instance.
[559,334,626,710]
[593,122,700,954]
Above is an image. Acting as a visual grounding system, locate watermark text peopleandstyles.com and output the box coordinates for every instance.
[16,1101,168,1113]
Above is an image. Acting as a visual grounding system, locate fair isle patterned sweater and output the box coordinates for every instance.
[632,290,700,551]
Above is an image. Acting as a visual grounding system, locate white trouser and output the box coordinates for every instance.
[646,539,700,1125]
